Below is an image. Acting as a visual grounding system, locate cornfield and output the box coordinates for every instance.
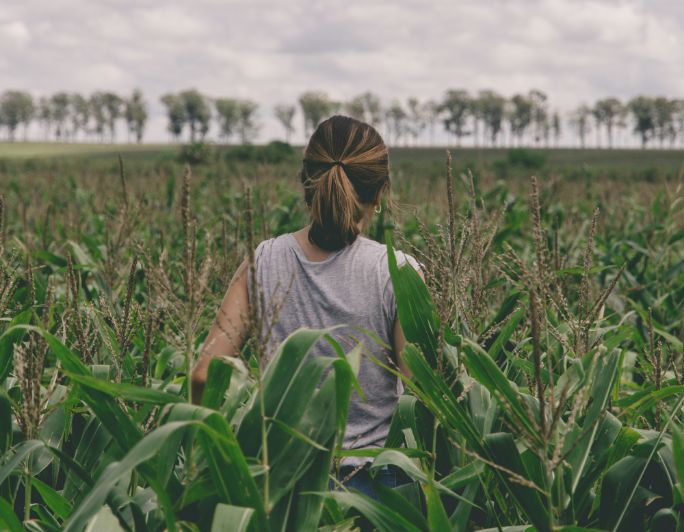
[0,150,683,531]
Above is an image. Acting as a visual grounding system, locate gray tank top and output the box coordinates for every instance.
[250,232,417,464]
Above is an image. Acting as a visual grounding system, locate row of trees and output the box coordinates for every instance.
[2,87,684,149]
[0,90,148,142]
[160,90,259,144]
[286,90,684,149]
[570,96,684,148]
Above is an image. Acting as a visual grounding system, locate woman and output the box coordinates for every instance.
[191,115,418,497]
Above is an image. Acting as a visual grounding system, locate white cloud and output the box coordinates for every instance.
[135,6,210,39]
[0,20,30,46]
[0,0,681,143]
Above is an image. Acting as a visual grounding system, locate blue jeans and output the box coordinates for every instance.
[331,464,398,500]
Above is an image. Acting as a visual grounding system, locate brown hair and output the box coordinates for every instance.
[300,115,389,251]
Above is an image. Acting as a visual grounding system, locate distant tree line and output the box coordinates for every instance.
[2,87,684,149]
[282,90,684,149]
[0,89,148,143]
[159,89,260,144]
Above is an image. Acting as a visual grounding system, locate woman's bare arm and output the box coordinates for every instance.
[191,258,250,403]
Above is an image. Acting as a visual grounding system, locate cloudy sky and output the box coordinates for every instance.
[1,0,682,143]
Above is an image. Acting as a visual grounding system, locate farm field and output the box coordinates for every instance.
[0,144,683,531]
[2,140,684,172]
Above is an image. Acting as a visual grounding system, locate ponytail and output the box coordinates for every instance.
[301,115,389,252]
[309,163,361,251]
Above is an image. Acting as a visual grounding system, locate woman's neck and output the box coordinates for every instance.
[293,208,373,262]
[292,227,334,262]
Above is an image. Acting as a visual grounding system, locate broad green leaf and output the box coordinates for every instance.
[202,357,233,409]
[604,426,641,470]
[484,432,551,532]
[328,491,422,532]
[449,483,480,530]
[268,417,329,451]
[360,451,410,479]
[0,440,44,485]
[621,384,684,416]
[183,405,267,528]
[565,349,620,494]
[554,359,585,402]
[200,335,349,530]
[83,505,125,532]
[65,371,183,405]
[65,412,265,532]
[468,379,496,437]
[608,394,684,531]
[211,504,254,532]
[385,395,419,449]
[281,434,336,532]
[574,413,636,514]
[0,496,23,532]
[598,455,648,530]
[440,461,484,491]
[372,481,428,530]
[487,305,525,361]
[30,405,66,476]
[237,328,336,453]
[32,476,73,520]
[424,479,450,531]
[386,231,440,368]
[371,450,477,505]
[237,327,354,514]
[61,420,106,498]
[672,427,684,500]
[401,343,485,451]
[325,335,364,401]
[461,338,542,446]
[154,346,179,380]
[331,348,357,449]
[266,371,339,508]
[63,422,180,531]
[336,448,427,459]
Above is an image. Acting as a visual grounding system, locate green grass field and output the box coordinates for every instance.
[0,141,171,159]
[2,140,683,170]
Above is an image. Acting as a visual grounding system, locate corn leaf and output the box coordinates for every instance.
[328,491,422,532]
[202,357,233,409]
[484,432,551,531]
[211,504,254,532]
[385,231,440,368]
[0,497,23,532]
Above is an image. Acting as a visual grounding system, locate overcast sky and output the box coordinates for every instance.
[1,0,682,143]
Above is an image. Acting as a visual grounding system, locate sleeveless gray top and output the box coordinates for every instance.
[250,233,417,465]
